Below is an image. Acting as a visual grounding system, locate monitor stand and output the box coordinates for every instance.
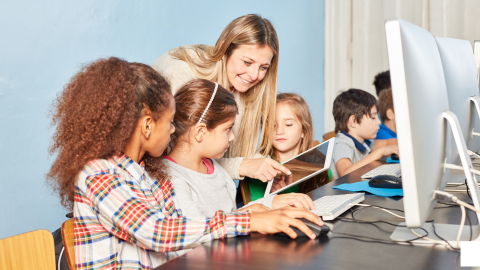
[446,97,480,184]
[391,111,480,245]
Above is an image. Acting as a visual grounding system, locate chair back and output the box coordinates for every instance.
[323,131,336,142]
[0,229,56,270]
[61,218,76,270]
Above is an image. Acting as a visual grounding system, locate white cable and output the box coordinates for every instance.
[456,205,466,249]
[58,246,65,270]
[444,163,480,177]
[354,204,405,219]
[410,228,454,248]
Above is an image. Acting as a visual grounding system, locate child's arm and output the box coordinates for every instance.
[82,173,250,253]
[336,145,398,177]
[372,138,398,151]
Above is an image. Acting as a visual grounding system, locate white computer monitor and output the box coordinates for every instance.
[435,38,480,164]
[474,40,480,86]
[385,19,480,244]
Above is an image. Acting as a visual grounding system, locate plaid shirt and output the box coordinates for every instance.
[74,154,250,269]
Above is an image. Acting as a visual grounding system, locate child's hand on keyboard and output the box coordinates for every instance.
[272,193,316,210]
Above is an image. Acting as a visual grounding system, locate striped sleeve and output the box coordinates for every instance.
[84,173,250,253]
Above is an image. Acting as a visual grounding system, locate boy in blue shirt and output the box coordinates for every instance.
[330,89,398,178]
[374,89,398,149]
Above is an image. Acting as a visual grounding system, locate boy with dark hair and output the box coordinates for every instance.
[331,89,398,178]
[374,89,398,148]
[373,70,391,96]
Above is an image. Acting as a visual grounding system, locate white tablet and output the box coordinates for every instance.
[264,137,335,196]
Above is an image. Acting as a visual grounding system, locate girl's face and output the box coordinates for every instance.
[225,44,274,93]
[147,96,176,157]
[202,117,236,159]
[272,103,304,158]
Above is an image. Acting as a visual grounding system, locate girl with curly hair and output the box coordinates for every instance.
[47,57,322,269]
[164,79,315,219]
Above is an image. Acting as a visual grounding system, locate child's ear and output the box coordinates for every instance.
[347,115,357,129]
[141,115,154,139]
[193,123,207,142]
[386,109,395,121]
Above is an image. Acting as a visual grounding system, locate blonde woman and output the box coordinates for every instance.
[152,14,290,182]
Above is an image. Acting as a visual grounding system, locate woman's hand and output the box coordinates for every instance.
[250,207,323,239]
[271,193,315,210]
[239,157,291,182]
[235,203,271,213]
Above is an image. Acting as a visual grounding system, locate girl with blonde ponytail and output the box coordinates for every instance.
[152,14,290,182]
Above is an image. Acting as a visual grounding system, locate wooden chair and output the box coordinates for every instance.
[0,229,56,270]
[323,131,336,142]
[61,218,76,270]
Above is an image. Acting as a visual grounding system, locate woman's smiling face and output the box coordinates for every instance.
[225,44,274,93]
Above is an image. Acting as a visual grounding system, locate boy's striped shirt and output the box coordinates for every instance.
[74,154,250,269]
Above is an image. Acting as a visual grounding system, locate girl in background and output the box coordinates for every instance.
[249,93,331,202]
[46,58,322,269]
[164,79,316,218]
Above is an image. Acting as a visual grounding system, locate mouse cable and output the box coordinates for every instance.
[351,203,464,250]
[433,190,480,248]
[337,216,460,250]
[354,203,405,219]
[331,219,435,245]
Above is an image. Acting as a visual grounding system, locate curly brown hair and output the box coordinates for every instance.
[47,57,172,210]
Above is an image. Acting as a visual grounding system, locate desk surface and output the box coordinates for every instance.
[157,160,478,270]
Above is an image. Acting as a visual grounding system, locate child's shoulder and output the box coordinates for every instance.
[83,156,118,176]
[335,132,355,146]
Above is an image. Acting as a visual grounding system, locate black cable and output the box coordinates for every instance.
[431,221,460,250]
[465,178,473,201]
[331,219,429,243]
[343,204,468,250]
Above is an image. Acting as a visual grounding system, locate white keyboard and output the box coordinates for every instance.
[361,164,401,179]
[311,193,365,220]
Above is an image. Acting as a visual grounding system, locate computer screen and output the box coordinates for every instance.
[264,138,334,196]
[436,37,480,161]
[386,18,452,228]
[385,19,480,244]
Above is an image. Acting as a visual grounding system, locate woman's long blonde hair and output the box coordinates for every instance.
[170,14,279,159]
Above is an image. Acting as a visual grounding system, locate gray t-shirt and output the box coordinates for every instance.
[330,132,373,179]
[163,158,275,218]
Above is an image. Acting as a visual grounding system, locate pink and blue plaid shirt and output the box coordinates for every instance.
[74,154,250,269]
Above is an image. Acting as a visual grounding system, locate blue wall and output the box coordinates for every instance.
[0,0,325,239]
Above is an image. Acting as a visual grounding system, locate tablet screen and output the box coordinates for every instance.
[266,138,333,196]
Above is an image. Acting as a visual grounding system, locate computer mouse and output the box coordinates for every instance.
[275,218,330,238]
[391,153,399,160]
[368,175,402,189]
